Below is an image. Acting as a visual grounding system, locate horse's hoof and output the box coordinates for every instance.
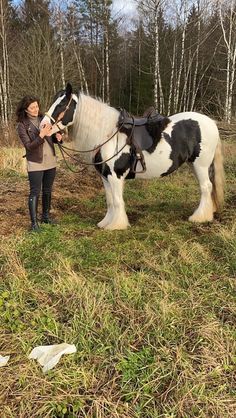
[97,220,109,228]
[189,214,213,223]
[104,221,130,230]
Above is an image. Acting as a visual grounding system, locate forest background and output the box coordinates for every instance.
[0,2,236,416]
[0,0,236,143]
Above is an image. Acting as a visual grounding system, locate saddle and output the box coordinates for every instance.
[118,107,170,173]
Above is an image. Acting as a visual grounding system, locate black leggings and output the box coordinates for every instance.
[28,168,56,198]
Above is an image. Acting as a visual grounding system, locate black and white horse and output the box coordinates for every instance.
[42,83,224,230]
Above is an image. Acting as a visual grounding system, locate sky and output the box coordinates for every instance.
[11,0,138,22]
[12,0,137,10]
[112,0,137,14]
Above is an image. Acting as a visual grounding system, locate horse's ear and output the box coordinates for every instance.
[65,82,73,98]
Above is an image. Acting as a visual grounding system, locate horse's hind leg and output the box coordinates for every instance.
[189,162,214,223]
[97,178,114,229]
[104,173,130,230]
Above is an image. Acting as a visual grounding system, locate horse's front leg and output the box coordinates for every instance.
[97,178,114,228]
[104,172,130,230]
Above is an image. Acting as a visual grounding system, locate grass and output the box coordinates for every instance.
[0,147,27,175]
[0,140,236,418]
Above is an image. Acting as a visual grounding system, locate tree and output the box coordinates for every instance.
[138,0,166,112]
[219,0,236,123]
[73,0,113,101]
[0,0,14,138]
[13,0,59,109]
[66,3,89,94]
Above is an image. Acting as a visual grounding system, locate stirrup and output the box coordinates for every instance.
[131,153,146,174]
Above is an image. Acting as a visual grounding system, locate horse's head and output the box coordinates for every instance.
[42,83,78,134]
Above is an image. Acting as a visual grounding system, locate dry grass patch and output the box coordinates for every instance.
[0,147,26,174]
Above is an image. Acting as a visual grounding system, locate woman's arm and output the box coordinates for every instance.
[17,122,51,151]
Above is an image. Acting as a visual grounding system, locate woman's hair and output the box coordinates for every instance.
[16,95,42,122]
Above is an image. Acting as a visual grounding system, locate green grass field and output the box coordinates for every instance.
[0,140,235,418]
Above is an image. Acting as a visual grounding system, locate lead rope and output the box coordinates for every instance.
[57,143,86,173]
[56,121,137,173]
[56,124,123,154]
[57,140,129,171]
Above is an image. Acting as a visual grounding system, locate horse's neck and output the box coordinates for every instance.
[73,95,119,151]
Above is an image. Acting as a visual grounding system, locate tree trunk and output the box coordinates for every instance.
[0,0,10,140]
[219,0,236,124]
[167,37,176,115]
[153,1,164,112]
[174,0,187,113]
[190,4,201,111]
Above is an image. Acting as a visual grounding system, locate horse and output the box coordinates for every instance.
[41,83,224,230]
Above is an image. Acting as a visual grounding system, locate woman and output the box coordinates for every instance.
[16,95,62,231]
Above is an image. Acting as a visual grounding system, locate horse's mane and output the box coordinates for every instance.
[72,93,120,153]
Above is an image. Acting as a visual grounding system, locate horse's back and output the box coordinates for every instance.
[169,111,215,124]
[169,112,219,139]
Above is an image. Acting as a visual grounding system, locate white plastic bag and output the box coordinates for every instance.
[28,343,77,373]
[0,354,10,367]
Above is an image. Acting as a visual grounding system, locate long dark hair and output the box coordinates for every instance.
[16,95,42,122]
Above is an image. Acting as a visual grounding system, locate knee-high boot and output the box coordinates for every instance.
[28,195,40,231]
[41,193,56,224]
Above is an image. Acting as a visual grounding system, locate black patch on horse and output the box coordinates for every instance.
[161,119,201,177]
[94,150,135,179]
[114,152,134,179]
[146,116,170,153]
[51,96,76,125]
[62,100,76,125]
[93,150,112,178]
[53,90,65,102]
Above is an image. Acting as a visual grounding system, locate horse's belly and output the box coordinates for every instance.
[136,139,172,179]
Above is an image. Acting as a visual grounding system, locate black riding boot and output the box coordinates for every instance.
[41,193,56,224]
[29,195,40,232]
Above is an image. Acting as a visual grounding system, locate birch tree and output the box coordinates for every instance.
[101,0,111,103]
[173,0,188,113]
[67,4,89,94]
[52,1,66,89]
[190,2,201,110]
[167,36,177,114]
[0,0,11,137]
[138,0,166,112]
[74,0,102,96]
[219,0,236,123]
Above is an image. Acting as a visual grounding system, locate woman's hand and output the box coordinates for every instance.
[39,123,52,138]
[55,132,63,143]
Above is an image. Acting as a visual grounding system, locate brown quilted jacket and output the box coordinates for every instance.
[17,117,56,163]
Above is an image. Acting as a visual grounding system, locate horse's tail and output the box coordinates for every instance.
[209,137,224,213]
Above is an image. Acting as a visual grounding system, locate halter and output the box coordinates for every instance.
[44,96,73,131]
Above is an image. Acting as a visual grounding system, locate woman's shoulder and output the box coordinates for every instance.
[17,118,30,135]
[17,118,30,128]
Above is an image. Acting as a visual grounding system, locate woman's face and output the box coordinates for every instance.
[26,101,39,117]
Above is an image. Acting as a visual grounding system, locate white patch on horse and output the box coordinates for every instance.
[137,123,174,179]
